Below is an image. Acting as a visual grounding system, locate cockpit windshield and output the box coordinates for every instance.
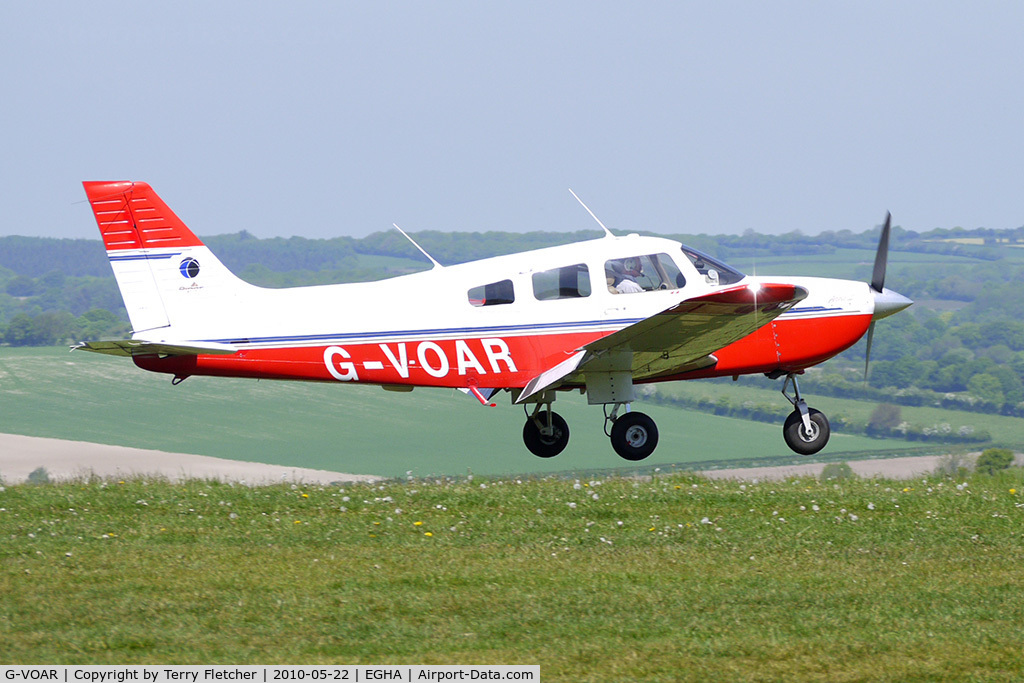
[680,246,745,286]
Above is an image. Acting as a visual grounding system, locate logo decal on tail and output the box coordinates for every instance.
[179,258,201,278]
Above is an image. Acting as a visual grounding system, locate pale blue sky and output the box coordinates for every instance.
[2,2,1022,239]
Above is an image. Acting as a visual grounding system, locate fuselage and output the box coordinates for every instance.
[131,233,876,389]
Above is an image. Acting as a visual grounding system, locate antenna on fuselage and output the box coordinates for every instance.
[393,223,443,269]
[569,189,615,238]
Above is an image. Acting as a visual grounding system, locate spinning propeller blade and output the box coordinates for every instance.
[864,321,876,380]
[870,212,891,293]
[865,212,892,380]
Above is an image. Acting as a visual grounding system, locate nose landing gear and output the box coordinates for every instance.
[780,373,830,455]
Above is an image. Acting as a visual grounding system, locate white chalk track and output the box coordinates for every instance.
[0,432,960,485]
[0,433,378,485]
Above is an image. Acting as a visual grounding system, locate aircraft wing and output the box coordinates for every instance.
[516,283,806,403]
[72,339,238,357]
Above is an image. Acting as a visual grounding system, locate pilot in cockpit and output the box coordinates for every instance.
[607,258,645,293]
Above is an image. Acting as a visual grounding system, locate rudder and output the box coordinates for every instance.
[83,181,251,337]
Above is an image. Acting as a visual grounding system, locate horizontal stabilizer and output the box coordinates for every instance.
[72,339,238,357]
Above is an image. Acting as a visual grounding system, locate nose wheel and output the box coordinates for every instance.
[783,407,830,455]
[779,373,830,455]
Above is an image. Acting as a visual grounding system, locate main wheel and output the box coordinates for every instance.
[783,408,830,455]
[610,411,659,461]
[523,410,570,458]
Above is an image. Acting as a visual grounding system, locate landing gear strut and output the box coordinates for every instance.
[780,373,830,455]
[604,404,659,461]
[517,366,662,461]
[522,404,570,458]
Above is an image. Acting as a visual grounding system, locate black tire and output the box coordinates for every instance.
[783,408,830,455]
[610,411,659,461]
[523,410,570,458]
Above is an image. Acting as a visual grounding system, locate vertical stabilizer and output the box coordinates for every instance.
[82,181,252,338]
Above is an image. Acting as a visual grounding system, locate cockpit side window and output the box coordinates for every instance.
[468,279,515,307]
[532,264,591,300]
[680,247,745,285]
[605,253,685,294]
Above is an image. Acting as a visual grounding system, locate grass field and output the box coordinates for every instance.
[0,348,942,479]
[2,471,1024,680]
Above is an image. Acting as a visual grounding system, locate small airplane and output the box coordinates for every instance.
[75,181,912,461]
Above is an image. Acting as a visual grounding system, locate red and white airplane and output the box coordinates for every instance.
[76,181,911,461]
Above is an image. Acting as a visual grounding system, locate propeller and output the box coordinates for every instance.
[864,213,891,380]
[864,212,913,380]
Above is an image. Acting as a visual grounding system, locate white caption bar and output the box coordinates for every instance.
[0,667,539,683]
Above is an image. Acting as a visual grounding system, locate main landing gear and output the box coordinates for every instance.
[522,399,660,461]
[522,406,570,458]
[779,373,830,455]
[604,403,659,461]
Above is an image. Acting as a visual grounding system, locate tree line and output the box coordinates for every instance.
[5,223,1022,278]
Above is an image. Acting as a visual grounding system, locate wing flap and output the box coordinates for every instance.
[515,350,587,404]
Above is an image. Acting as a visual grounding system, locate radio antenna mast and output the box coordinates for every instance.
[569,189,615,238]
[393,223,443,269]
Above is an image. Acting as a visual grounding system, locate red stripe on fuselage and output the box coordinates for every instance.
[132,313,871,387]
[133,331,608,388]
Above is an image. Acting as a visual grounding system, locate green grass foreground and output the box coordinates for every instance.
[2,471,1024,681]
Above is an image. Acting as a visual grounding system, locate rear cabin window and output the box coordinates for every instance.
[468,279,515,307]
[605,253,685,294]
[532,264,591,300]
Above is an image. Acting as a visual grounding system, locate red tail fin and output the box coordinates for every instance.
[82,181,205,251]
